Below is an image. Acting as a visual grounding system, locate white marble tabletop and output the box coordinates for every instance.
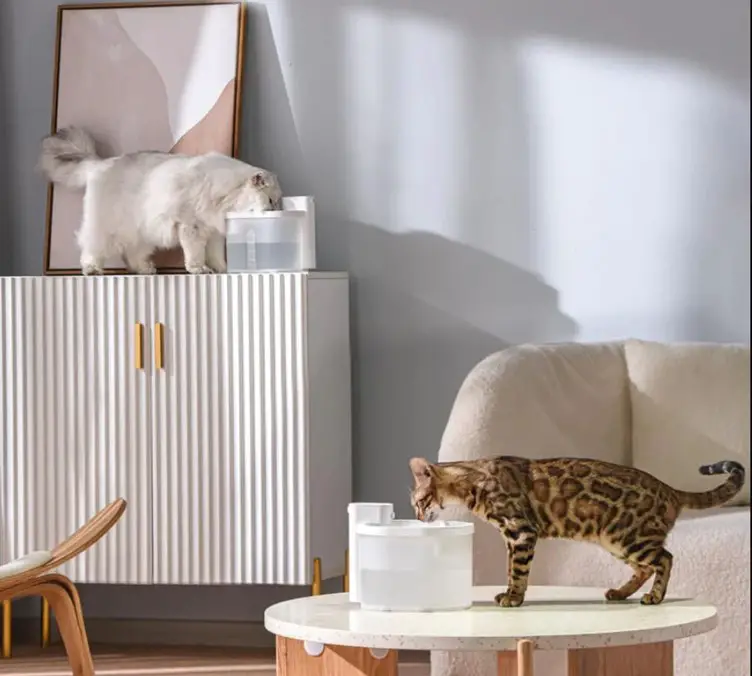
[264,585,717,652]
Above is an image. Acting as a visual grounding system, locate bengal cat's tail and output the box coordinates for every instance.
[675,461,746,509]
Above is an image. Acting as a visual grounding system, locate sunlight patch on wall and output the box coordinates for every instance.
[519,37,750,340]
[342,7,465,239]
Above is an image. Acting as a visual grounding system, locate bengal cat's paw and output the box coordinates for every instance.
[640,592,664,606]
[494,592,525,608]
[605,589,629,602]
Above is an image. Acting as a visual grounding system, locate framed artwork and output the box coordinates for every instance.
[44,0,246,275]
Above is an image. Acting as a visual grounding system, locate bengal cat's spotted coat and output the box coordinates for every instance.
[409,456,745,607]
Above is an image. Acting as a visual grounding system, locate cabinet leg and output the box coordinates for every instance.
[312,557,322,596]
[2,600,10,658]
[276,636,397,675]
[41,597,51,648]
[567,642,673,675]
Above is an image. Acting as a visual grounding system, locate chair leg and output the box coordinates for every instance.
[1,574,94,673]
[34,583,94,676]
[1,600,10,659]
[46,576,93,666]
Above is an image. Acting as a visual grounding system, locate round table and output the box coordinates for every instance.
[265,585,717,676]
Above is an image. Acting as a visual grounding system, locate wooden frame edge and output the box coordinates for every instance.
[42,4,65,276]
[232,0,246,159]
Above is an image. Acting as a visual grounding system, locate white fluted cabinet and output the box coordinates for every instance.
[0,272,351,586]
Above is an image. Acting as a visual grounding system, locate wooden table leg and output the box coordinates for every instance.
[276,636,398,675]
[567,641,673,675]
[518,640,534,676]
[498,640,535,676]
[499,650,516,676]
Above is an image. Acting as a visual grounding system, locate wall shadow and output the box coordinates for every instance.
[339,0,750,88]
[343,220,578,507]
[238,3,308,195]
[0,1,13,275]
[278,0,587,512]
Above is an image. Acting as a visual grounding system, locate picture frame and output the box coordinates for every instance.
[44,0,246,275]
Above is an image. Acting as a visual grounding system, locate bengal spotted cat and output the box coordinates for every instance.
[409,456,745,607]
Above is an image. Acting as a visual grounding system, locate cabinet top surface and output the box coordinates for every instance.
[263,586,717,651]
[1,271,348,281]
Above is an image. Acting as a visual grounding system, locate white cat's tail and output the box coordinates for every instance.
[39,126,101,189]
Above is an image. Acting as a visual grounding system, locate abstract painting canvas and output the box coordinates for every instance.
[45,0,246,275]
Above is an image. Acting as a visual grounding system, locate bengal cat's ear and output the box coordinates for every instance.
[409,457,433,485]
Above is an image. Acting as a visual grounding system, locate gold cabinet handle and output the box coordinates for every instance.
[155,322,165,370]
[134,323,144,370]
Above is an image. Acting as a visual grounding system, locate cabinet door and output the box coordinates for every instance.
[0,277,153,583]
[151,273,310,584]
[0,278,31,563]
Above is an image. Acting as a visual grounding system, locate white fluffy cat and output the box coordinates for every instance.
[39,127,283,275]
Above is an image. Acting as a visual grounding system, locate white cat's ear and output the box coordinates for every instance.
[250,172,268,188]
[409,457,433,485]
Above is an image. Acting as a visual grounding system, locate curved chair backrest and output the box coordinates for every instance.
[51,498,127,561]
[0,498,127,595]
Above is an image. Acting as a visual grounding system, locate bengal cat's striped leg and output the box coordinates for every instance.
[505,540,513,584]
[495,526,538,608]
[616,537,674,606]
[605,563,652,601]
[640,548,673,605]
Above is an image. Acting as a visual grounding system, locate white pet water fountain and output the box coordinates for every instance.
[225,196,316,272]
[348,503,474,612]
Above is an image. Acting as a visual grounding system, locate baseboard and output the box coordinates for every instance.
[93,618,282,649]
[18,617,277,649]
[12,617,430,668]
[8,619,41,648]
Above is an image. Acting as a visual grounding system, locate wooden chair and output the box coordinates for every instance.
[0,498,127,674]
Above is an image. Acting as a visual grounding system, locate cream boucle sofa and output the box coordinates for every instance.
[432,340,750,676]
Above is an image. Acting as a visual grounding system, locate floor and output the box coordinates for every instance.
[0,646,429,675]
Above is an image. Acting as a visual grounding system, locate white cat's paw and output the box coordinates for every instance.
[186,264,213,275]
[81,263,103,276]
[208,260,227,273]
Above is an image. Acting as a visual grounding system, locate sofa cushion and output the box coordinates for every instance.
[625,339,750,506]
